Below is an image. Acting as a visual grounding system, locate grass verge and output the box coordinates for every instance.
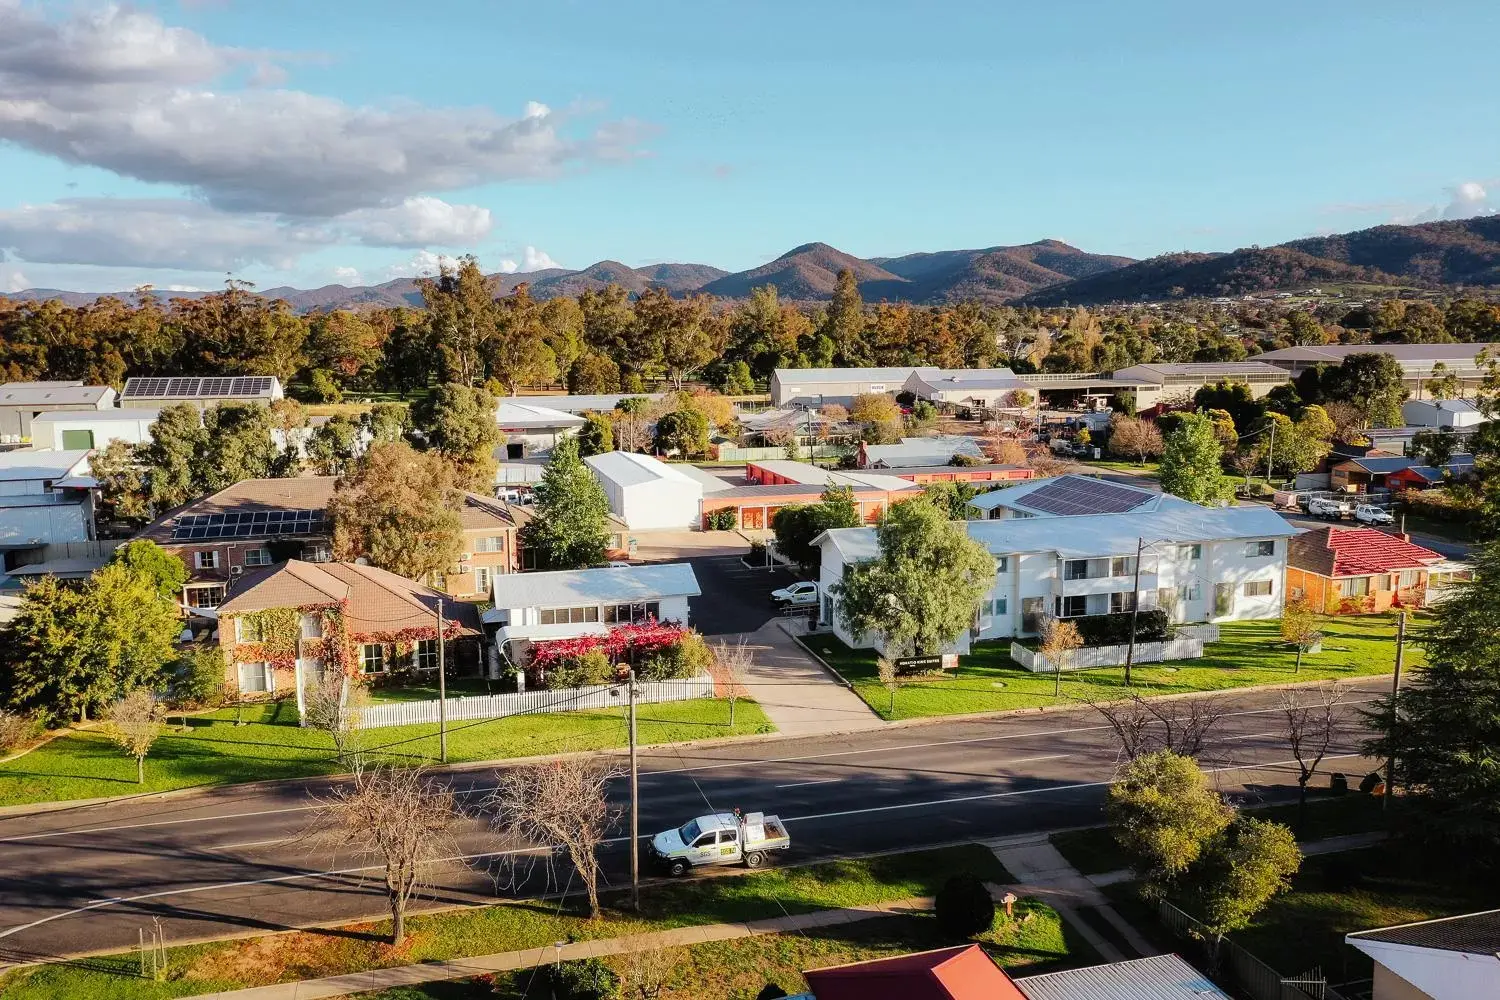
[0,697,774,808]
[0,844,1009,1000]
[810,614,1422,721]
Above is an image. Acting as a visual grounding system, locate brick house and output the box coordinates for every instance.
[137,477,530,609]
[1287,526,1446,614]
[216,559,484,699]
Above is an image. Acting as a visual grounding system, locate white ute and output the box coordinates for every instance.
[771,581,819,607]
[649,811,791,876]
[1354,504,1395,525]
[1308,497,1351,520]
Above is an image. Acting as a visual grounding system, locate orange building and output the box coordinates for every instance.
[1287,526,1445,615]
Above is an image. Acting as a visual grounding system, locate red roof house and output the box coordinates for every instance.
[802,944,1027,1000]
[1287,526,1445,615]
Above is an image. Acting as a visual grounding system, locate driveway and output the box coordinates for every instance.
[686,552,800,636]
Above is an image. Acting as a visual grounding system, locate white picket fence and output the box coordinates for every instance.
[354,675,715,729]
[1010,636,1206,673]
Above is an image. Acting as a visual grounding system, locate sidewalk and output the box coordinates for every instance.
[188,895,937,1000]
[986,834,1157,964]
[735,620,883,737]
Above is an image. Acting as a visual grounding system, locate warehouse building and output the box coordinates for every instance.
[0,382,117,442]
[770,367,938,407]
[1255,343,1500,395]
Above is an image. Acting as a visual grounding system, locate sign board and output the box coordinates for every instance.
[895,653,959,674]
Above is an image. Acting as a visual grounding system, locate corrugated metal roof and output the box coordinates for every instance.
[774,366,938,384]
[490,563,701,609]
[1347,908,1500,955]
[1016,954,1230,1000]
[515,393,665,413]
[585,451,703,489]
[0,382,115,406]
[494,400,588,429]
[1257,343,1500,363]
[863,436,985,467]
[748,459,920,492]
[0,449,94,481]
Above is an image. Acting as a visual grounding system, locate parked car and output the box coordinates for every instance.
[1354,504,1395,526]
[771,581,819,607]
[649,811,791,876]
[1308,497,1352,520]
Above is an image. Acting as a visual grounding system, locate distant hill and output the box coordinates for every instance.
[698,243,907,300]
[10,217,1496,311]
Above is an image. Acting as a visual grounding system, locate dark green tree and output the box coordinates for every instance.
[575,412,614,458]
[653,409,711,459]
[1324,353,1408,428]
[108,540,188,600]
[821,269,867,366]
[771,486,862,574]
[1364,542,1500,868]
[520,438,612,570]
[142,403,207,510]
[198,402,285,492]
[1159,413,1235,505]
[306,414,363,476]
[412,383,502,490]
[363,402,411,444]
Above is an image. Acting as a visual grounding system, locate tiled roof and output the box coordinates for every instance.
[458,492,521,531]
[1288,526,1443,578]
[1347,908,1500,955]
[804,944,1026,1000]
[218,560,481,635]
[139,477,339,542]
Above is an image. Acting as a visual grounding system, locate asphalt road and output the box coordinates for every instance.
[0,677,1390,966]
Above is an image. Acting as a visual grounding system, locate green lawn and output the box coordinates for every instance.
[1103,844,1496,988]
[0,697,774,807]
[368,901,1091,999]
[1052,793,1393,876]
[1077,459,1160,478]
[365,677,501,704]
[0,844,1009,1000]
[808,614,1422,721]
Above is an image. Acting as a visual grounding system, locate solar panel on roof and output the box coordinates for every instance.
[1023,478,1151,516]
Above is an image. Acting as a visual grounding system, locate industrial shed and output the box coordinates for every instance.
[584,451,705,531]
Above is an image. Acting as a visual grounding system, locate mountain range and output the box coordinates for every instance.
[6,217,1499,311]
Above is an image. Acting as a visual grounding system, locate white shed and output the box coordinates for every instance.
[29,408,163,451]
[584,451,704,531]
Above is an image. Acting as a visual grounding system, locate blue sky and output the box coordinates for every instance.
[1,0,1497,292]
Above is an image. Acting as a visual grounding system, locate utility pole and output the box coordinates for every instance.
[1384,611,1406,811]
[1264,418,1277,486]
[628,668,640,911]
[1123,537,1144,686]
[436,598,447,765]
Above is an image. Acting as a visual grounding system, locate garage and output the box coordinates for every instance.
[584,451,704,531]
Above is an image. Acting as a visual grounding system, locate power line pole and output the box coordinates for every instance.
[628,668,640,911]
[1264,418,1277,486]
[1384,610,1406,811]
[436,598,447,765]
[1123,536,1144,686]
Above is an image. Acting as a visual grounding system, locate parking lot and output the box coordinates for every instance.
[686,553,802,637]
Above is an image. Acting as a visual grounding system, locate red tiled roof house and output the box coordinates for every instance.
[1286,527,1445,615]
[215,559,484,701]
[801,944,1027,1000]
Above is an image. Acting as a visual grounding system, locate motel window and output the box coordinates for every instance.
[1177,582,1202,603]
[413,640,439,671]
[243,548,272,567]
[603,601,661,624]
[1110,591,1138,614]
[185,584,226,609]
[300,613,322,639]
[994,556,1008,573]
[1245,540,1276,558]
[474,566,493,595]
[474,536,504,553]
[1058,595,1088,617]
[1243,580,1273,598]
[194,550,220,570]
[360,644,387,674]
[238,662,273,694]
[1111,557,1136,578]
[1178,544,1202,561]
[539,606,602,625]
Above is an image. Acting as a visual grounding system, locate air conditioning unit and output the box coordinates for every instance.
[458,561,473,572]
[459,552,473,561]
[230,566,243,577]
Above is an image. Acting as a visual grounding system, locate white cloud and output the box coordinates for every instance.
[383,251,468,280]
[496,245,562,273]
[340,197,492,248]
[1395,180,1496,224]
[0,4,651,217]
[1,265,30,293]
[332,266,361,284]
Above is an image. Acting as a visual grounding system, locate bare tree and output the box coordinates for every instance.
[618,936,680,999]
[710,638,753,727]
[1280,684,1346,834]
[1091,694,1228,765]
[1039,616,1083,699]
[108,690,163,784]
[309,764,461,945]
[877,656,900,715]
[487,758,623,919]
[303,668,367,766]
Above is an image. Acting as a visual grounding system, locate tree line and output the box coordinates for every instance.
[5,258,1499,400]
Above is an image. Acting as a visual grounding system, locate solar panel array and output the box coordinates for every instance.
[1022,478,1151,516]
[122,377,277,400]
[170,509,327,540]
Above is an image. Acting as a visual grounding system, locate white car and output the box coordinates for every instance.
[1354,504,1395,526]
[1308,497,1351,520]
[771,581,819,607]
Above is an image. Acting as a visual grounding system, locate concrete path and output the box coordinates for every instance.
[188,895,936,1000]
[736,620,883,737]
[987,834,1157,964]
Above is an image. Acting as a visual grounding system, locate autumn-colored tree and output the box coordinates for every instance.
[1107,413,1165,464]
[849,392,904,444]
[328,442,464,582]
[488,283,559,393]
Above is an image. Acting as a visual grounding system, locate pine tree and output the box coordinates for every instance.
[520,438,612,570]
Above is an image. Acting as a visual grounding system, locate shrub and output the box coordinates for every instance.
[934,873,995,938]
[549,649,617,689]
[1072,609,1170,646]
[637,632,712,681]
[548,956,619,1000]
[756,986,789,1000]
[306,369,343,403]
[1321,853,1364,891]
[170,644,229,709]
[705,508,739,531]
[747,539,767,562]
[0,710,45,755]
[1329,772,1348,795]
